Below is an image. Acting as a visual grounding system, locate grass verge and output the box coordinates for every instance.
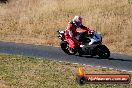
[0,53,131,88]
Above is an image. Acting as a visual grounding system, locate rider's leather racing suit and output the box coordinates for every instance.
[64,22,93,49]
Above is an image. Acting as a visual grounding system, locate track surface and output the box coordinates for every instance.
[0,41,132,71]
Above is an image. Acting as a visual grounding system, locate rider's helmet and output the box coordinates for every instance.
[72,16,82,27]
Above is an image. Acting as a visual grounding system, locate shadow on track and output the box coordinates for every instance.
[76,55,132,62]
[108,58,132,62]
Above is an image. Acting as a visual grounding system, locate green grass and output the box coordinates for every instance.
[0,54,131,88]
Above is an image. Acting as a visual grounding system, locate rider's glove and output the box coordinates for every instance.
[88,30,94,34]
[88,30,94,37]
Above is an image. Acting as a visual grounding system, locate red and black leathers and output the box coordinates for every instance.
[64,22,92,49]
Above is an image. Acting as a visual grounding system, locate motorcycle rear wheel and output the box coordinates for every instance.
[60,41,77,55]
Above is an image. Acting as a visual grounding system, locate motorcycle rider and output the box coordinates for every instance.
[64,16,95,53]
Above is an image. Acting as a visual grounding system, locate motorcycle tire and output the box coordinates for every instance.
[60,41,77,55]
[96,45,110,59]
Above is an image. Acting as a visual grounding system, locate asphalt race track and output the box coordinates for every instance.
[0,41,132,71]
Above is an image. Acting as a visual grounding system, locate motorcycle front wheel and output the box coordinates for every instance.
[96,45,110,59]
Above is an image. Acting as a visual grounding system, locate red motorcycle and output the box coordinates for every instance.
[57,30,110,59]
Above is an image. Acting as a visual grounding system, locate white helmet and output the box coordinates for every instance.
[72,16,82,27]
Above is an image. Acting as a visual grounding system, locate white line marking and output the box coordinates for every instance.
[57,60,132,72]
[72,63,79,65]
[128,71,132,73]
